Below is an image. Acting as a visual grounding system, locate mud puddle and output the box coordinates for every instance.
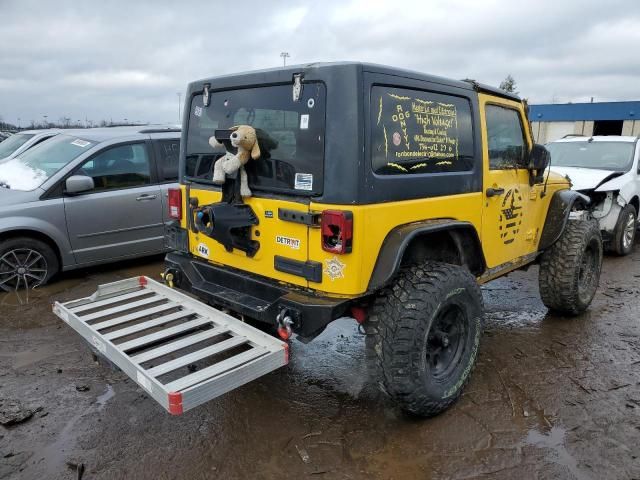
[524,426,592,480]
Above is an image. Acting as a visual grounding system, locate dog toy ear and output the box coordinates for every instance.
[251,139,261,160]
[209,136,222,149]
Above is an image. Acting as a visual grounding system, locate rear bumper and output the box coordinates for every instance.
[164,252,352,338]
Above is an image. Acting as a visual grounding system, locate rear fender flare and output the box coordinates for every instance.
[367,220,485,291]
[538,190,590,250]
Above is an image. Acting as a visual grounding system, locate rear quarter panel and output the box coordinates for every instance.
[309,193,483,296]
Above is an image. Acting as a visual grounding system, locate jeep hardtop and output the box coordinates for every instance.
[54,63,603,417]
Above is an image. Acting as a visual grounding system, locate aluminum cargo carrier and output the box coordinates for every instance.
[53,276,288,415]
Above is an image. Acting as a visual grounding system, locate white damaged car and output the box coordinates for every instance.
[547,136,639,255]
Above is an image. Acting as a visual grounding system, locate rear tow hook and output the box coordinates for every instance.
[161,269,178,288]
[276,309,295,341]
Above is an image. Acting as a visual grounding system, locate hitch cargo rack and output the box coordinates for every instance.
[53,276,288,415]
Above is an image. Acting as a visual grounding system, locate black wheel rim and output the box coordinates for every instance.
[0,248,48,291]
[578,240,598,298]
[425,305,467,379]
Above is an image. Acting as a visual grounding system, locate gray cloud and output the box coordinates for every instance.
[0,0,638,126]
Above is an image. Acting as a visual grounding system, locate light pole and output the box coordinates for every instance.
[280,52,290,67]
[177,92,182,123]
[43,115,48,127]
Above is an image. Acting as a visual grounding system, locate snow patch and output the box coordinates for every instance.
[0,158,48,191]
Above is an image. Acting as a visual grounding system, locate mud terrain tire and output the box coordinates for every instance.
[539,220,602,315]
[370,262,483,417]
[610,204,637,256]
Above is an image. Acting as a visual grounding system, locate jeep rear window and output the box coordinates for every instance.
[371,86,474,175]
[186,83,325,195]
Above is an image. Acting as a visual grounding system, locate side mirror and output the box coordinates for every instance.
[528,144,550,184]
[65,175,94,194]
[529,144,550,171]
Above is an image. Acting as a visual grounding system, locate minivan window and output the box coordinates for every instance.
[0,135,96,191]
[78,143,151,191]
[154,139,180,182]
[186,83,326,195]
[371,86,475,175]
[0,133,34,159]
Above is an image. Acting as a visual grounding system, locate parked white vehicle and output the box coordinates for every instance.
[0,129,60,162]
[547,136,640,255]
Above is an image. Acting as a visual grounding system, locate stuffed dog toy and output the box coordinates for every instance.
[209,125,261,197]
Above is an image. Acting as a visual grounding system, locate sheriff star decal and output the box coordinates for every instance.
[324,256,346,281]
[499,188,523,245]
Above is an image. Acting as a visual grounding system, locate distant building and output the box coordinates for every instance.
[529,101,640,143]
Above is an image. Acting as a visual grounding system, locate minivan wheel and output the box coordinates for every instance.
[0,237,59,292]
[370,262,483,417]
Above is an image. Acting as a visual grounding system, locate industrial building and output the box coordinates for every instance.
[529,101,640,144]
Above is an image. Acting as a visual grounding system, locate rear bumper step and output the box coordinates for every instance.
[53,276,288,415]
[165,252,351,337]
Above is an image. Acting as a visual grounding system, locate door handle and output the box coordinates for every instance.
[136,194,158,201]
[485,187,505,197]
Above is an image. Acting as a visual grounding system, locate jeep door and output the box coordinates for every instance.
[479,94,543,267]
[64,141,164,264]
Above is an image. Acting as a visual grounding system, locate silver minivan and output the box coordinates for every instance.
[0,126,180,291]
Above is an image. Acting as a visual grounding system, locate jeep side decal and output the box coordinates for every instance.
[499,188,523,244]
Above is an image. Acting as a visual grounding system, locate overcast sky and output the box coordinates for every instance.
[1,0,638,126]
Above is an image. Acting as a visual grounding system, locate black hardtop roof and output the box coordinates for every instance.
[189,61,521,102]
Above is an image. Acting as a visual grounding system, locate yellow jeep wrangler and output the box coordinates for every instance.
[164,62,602,416]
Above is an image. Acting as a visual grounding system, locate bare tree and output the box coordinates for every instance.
[1,114,144,131]
[499,75,519,95]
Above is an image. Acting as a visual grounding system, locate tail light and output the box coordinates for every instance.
[168,188,182,220]
[321,210,353,254]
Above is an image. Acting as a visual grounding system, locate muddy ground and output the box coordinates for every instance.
[0,247,639,480]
